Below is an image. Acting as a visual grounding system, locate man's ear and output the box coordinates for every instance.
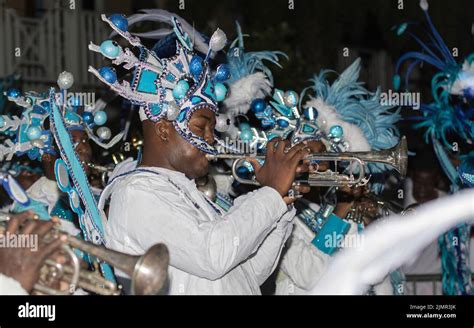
[154,120,170,142]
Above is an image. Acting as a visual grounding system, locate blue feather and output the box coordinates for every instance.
[227,22,287,86]
[307,58,401,184]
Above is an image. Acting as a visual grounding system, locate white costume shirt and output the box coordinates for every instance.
[275,217,330,295]
[102,165,295,295]
[276,201,395,295]
[24,177,80,236]
[27,176,60,213]
[0,274,28,295]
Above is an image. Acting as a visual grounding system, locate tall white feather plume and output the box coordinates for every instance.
[304,97,371,151]
[223,72,272,115]
[310,190,474,295]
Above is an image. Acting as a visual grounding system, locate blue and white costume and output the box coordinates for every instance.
[91,12,295,294]
[394,0,474,295]
[275,58,402,295]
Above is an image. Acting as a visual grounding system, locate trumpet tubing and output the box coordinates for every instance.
[207,136,408,188]
[0,216,169,295]
[81,161,114,173]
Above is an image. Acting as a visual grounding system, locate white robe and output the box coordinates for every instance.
[276,201,395,295]
[275,217,330,295]
[26,176,60,214]
[0,273,28,295]
[23,177,81,236]
[101,165,295,295]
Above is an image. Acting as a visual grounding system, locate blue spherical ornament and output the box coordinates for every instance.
[236,165,250,178]
[40,101,50,111]
[109,14,128,32]
[26,126,42,140]
[304,107,318,121]
[283,90,299,107]
[239,122,251,131]
[329,125,344,138]
[0,116,5,128]
[214,83,227,102]
[173,80,190,100]
[6,88,20,98]
[100,40,121,59]
[277,118,290,128]
[94,111,107,126]
[239,129,253,142]
[251,99,267,113]
[215,64,231,82]
[82,112,94,124]
[189,56,203,76]
[98,67,117,84]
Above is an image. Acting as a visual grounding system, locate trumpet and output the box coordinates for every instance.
[82,161,114,173]
[207,136,408,188]
[81,161,115,187]
[0,214,169,295]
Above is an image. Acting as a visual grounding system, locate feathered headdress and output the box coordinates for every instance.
[303,58,401,180]
[1,73,122,162]
[222,22,287,116]
[89,13,229,154]
[393,0,473,295]
[213,22,287,142]
[393,0,474,148]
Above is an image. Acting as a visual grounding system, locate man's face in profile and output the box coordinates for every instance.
[167,107,216,179]
[71,130,92,175]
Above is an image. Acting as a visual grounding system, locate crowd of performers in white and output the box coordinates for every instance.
[0,1,473,295]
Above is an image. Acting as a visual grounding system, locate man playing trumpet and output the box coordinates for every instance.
[90,14,314,294]
[0,212,66,295]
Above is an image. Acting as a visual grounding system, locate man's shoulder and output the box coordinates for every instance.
[110,170,172,194]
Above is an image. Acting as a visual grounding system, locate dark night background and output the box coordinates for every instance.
[152,0,473,91]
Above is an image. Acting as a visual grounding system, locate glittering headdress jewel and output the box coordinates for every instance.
[1,75,120,281]
[1,73,122,162]
[88,13,229,154]
[0,90,55,161]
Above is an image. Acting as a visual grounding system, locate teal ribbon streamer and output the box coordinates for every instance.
[49,89,115,283]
